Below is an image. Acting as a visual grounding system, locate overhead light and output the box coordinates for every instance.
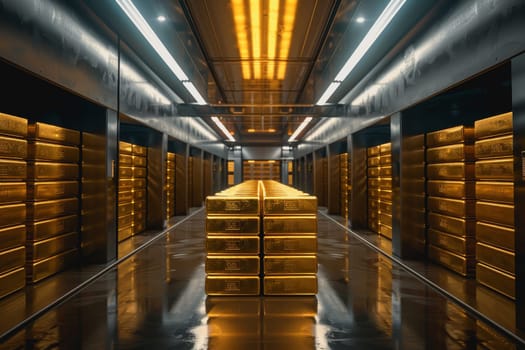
[115,0,207,104]
[211,116,236,142]
[316,0,406,105]
[277,0,297,79]
[288,117,313,142]
[356,16,365,23]
[157,15,166,22]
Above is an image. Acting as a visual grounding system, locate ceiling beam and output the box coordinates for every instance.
[176,104,347,118]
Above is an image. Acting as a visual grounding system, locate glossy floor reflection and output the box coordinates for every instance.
[1,210,523,349]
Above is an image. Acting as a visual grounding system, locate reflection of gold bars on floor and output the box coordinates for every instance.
[264,236,317,254]
[207,236,260,254]
[476,262,515,300]
[206,256,260,274]
[205,276,260,295]
[206,216,260,235]
[263,276,317,295]
[474,112,512,140]
[264,256,317,274]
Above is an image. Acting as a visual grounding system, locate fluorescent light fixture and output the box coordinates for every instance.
[316,0,406,105]
[317,81,341,105]
[288,116,313,142]
[157,15,166,22]
[356,16,365,23]
[211,116,236,142]
[116,0,208,104]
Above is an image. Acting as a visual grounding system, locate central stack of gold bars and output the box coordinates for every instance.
[205,180,318,296]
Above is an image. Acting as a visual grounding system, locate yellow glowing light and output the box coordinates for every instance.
[277,0,297,79]
[267,160,276,163]
[232,0,252,79]
[267,0,280,79]
[268,128,276,132]
[248,160,255,163]
[250,0,261,79]
[248,128,256,132]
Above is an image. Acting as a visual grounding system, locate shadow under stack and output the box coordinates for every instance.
[473,112,515,299]
[26,122,80,283]
[426,125,475,277]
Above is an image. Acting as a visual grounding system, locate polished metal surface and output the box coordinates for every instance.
[0,159,26,180]
[474,135,513,159]
[474,112,513,139]
[476,221,515,251]
[0,182,26,204]
[0,136,26,159]
[27,162,79,180]
[0,267,25,300]
[476,263,515,300]
[28,141,79,163]
[426,144,475,163]
[0,225,25,252]
[27,181,79,201]
[0,113,27,138]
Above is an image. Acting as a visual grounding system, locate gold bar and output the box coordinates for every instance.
[0,203,26,227]
[427,212,475,237]
[401,164,425,179]
[132,144,147,156]
[206,276,260,295]
[119,166,133,178]
[118,214,133,228]
[264,236,317,254]
[379,178,391,189]
[206,196,259,215]
[118,191,133,203]
[379,190,392,201]
[0,112,27,138]
[368,220,379,233]
[427,180,475,199]
[401,179,425,194]
[118,179,133,191]
[379,212,392,225]
[27,248,78,283]
[367,166,380,177]
[367,156,380,167]
[427,162,475,180]
[379,224,392,239]
[206,256,260,275]
[0,159,26,179]
[476,201,514,227]
[28,122,80,145]
[476,221,514,251]
[426,126,474,147]
[118,225,133,241]
[264,256,317,274]
[206,296,261,316]
[28,142,79,163]
[427,196,475,218]
[132,189,146,201]
[0,267,25,299]
[428,228,474,256]
[367,146,380,156]
[167,152,176,161]
[263,276,317,295]
[263,197,317,215]
[368,178,379,188]
[119,141,133,154]
[379,166,392,176]
[0,246,25,274]
[206,216,260,235]
[132,178,146,188]
[28,181,78,200]
[476,242,514,275]
[475,135,513,159]
[0,182,26,204]
[263,216,317,235]
[0,136,26,159]
[428,244,474,277]
[380,154,391,165]
[133,200,146,212]
[118,203,133,217]
[475,158,514,181]
[263,297,317,316]
[27,232,78,261]
[28,162,78,180]
[474,112,513,140]
[475,181,513,203]
[402,148,425,164]
[207,236,259,254]
[28,198,78,221]
[119,154,132,165]
[379,143,391,154]
[132,155,147,167]
[379,201,391,213]
[0,224,25,252]
[132,222,145,234]
[27,214,78,241]
[476,262,515,299]
[426,144,474,163]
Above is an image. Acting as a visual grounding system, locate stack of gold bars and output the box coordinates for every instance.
[131,144,147,235]
[0,113,28,298]
[26,121,80,283]
[473,112,515,299]
[367,145,380,233]
[378,143,392,239]
[205,180,318,295]
[166,152,176,220]
[426,125,475,277]
[339,153,350,221]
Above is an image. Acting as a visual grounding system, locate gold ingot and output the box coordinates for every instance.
[206,216,259,235]
[427,196,475,218]
[476,262,515,299]
[133,222,145,234]
[119,141,133,154]
[368,166,380,177]
[427,180,475,199]
[428,244,474,277]
[0,182,26,204]
[132,211,145,223]
[28,142,79,163]
[28,162,78,180]
[0,159,26,179]
[380,154,391,165]
[0,112,27,138]
[206,196,259,215]
[27,198,78,221]
[0,224,25,252]
[132,155,147,167]
[428,228,474,256]
[475,181,513,203]
[0,267,25,299]
[427,162,474,180]
[263,276,317,295]
[118,225,133,241]
[379,142,391,155]
[476,242,514,275]
[119,166,133,178]
[476,201,514,227]
[368,178,380,188]
[27,215,78,241]
[263,196,317,215]
[119,154,132,165]
[264,236,317,254]
[379,166,392,176]
[167,152,176,161]
[207,236,259,254]
[379,212,392,226]
[28,122,80,145]
[264,256,317,274]
[263,216,317,235]
[0,203,26,227]
[367,156,380,167]
[118,191,133,203]
[118,179,133,191]
[474,112,513,140]
[401,163,425,179]
[0,246,25,274]
[132,144,147,156]
[401,178,425,194]
[0,136,26,159]
[133,199,146,211]
[367,145,380,156]
[475,158,514,181]
[27,248,77,283]
[118,214,133,228]
[118,202,132,217]
[207,317,261,338]
[427,212,475,237]
[132,189,146,201]
[426,125,474,147]
[205,296,261,316]
[263,297,317,316]
[132,178,146,188]
[206,256,260,275]
[475,135,513,159]
[379,190,392,201]
[379,178,391,189]
[379,224,392,239]
[402,148,425,164]
[28,181,78,200]
[205,276,260,295]
[379,201,391,213]
[426,144,474,163]
[26,232,78,261]
[476,221,514,251]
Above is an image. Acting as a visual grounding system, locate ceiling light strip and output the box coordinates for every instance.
[316,0,406,104]
[277,0,297,80]
[211,116,236,142]
[288,116,313,142]
[232,0,252,79]
[249,0,262,79]
[267,0,280,79]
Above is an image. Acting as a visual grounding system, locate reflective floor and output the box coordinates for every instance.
[1,210,523,349]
